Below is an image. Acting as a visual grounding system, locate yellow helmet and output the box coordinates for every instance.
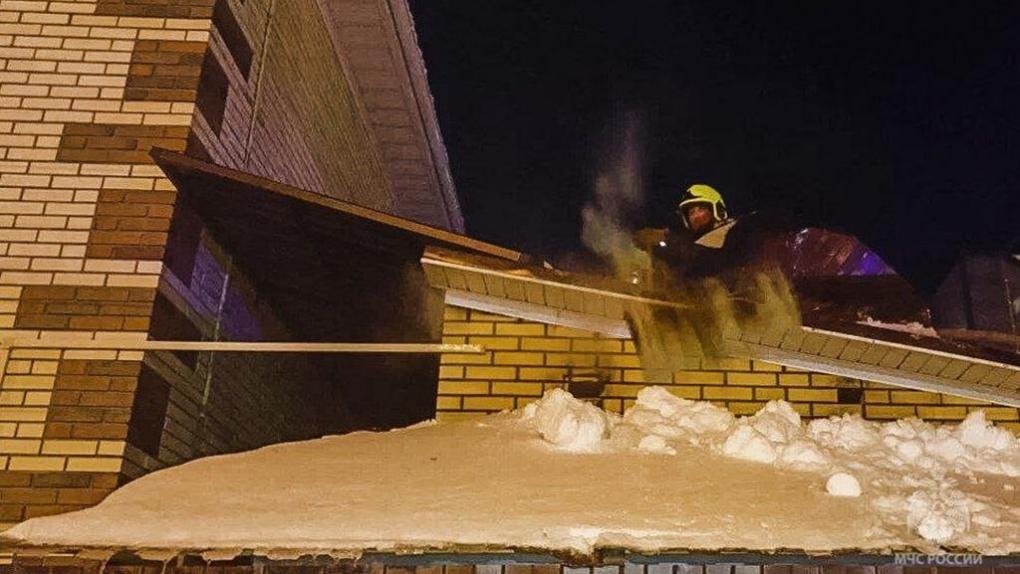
[677,183,728,227]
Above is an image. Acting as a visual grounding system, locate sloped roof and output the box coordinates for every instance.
[421,246,1020,408]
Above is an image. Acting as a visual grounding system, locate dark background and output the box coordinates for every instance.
[409,1,1020,294]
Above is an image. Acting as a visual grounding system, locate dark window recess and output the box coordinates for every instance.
[148,293,202,370]
[163,194,203,286]
[838,387,864,404]
[127,365,172,458]
[213,0,253,79]
[196,51,229,136]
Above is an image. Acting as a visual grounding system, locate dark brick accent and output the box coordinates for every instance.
[149,293,202,368]
[124,40,208,102]
[87,189,177,260]
[44,360,144,441]
[56,123,189,164]
[94,0,215,18]
[16,286,156,332]
[0,471,118,523]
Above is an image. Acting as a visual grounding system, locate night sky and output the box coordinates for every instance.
[409,2,1020,293]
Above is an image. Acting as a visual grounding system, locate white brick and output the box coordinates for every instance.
[68,16,118,27]
[0,256,29,269]
[36,229,88,243]
[0,201,41,214]
[142,113,192,126]
[80,163,129,176]
[88,27,136,40]
[52,175,101,188]
[121,101,170,113]
[8,242,59,256]
[31,257,82,271]
[60,244,85,257]
[101,176,152,190]
[40,25,89,38]
[137,29,185,41]
[135,260,162,274]
[52,272,104,286]
[34,49,83,62]
[0,271,50,284]
[42,109,93,122]
[27,161,78,175]
[44,202,94,216]
[6,148,57,161]
[84,259,134,273]
[93,112,141,124]
[78,75,125,87]
[14,214,66,228]
[106,274,158,288]
[28,73,79,86]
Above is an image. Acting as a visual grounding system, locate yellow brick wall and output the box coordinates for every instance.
[437,306,1020,434]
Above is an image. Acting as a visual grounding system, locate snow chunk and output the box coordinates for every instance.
[907,489,972,544]
[826,473,862,497]
[858,316,939,338]
[525,389,610,452]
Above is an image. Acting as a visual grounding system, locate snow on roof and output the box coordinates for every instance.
[3,389,1019,559]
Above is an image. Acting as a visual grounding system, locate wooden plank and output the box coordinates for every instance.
[604,296,626,320]
[464,268,488,295]
[482,272,506,298]
[544,284,566,309]
[1002,370,1020,390]
[524,281,545,305]
[838,339,868,362]
[918,355,951,376]
[819,337,849,359]
[564,287,585,312]
[898,351,929,373]
[779,329,807,351]
[504,277,527,301]
[421,262,448,289]
[443,266,468,291]
[878,348,909,369]
[799,332,829,355]
[582,292,605,316]
[859,345,890,365]
[958,364,992,384]
[938,359,971,380]
[758,327,785,348]
[984,367,1010,388]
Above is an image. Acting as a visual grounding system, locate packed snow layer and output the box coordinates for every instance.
[4,388,1020,557]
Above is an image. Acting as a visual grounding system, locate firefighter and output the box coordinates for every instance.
[646,183,749,282]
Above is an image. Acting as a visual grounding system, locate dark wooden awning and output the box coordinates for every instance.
[151,149,520,340]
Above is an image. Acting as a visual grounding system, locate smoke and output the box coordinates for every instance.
[580,114,800,374]
[580,114,651,282]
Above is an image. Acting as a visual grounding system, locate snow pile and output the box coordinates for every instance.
[523,388,1020,547]
[522,388,612,451]
[4,387,1018,557]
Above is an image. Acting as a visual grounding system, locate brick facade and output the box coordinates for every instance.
[0,0,420,529]
[437,306,1020,433]
[0,0,216,529]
